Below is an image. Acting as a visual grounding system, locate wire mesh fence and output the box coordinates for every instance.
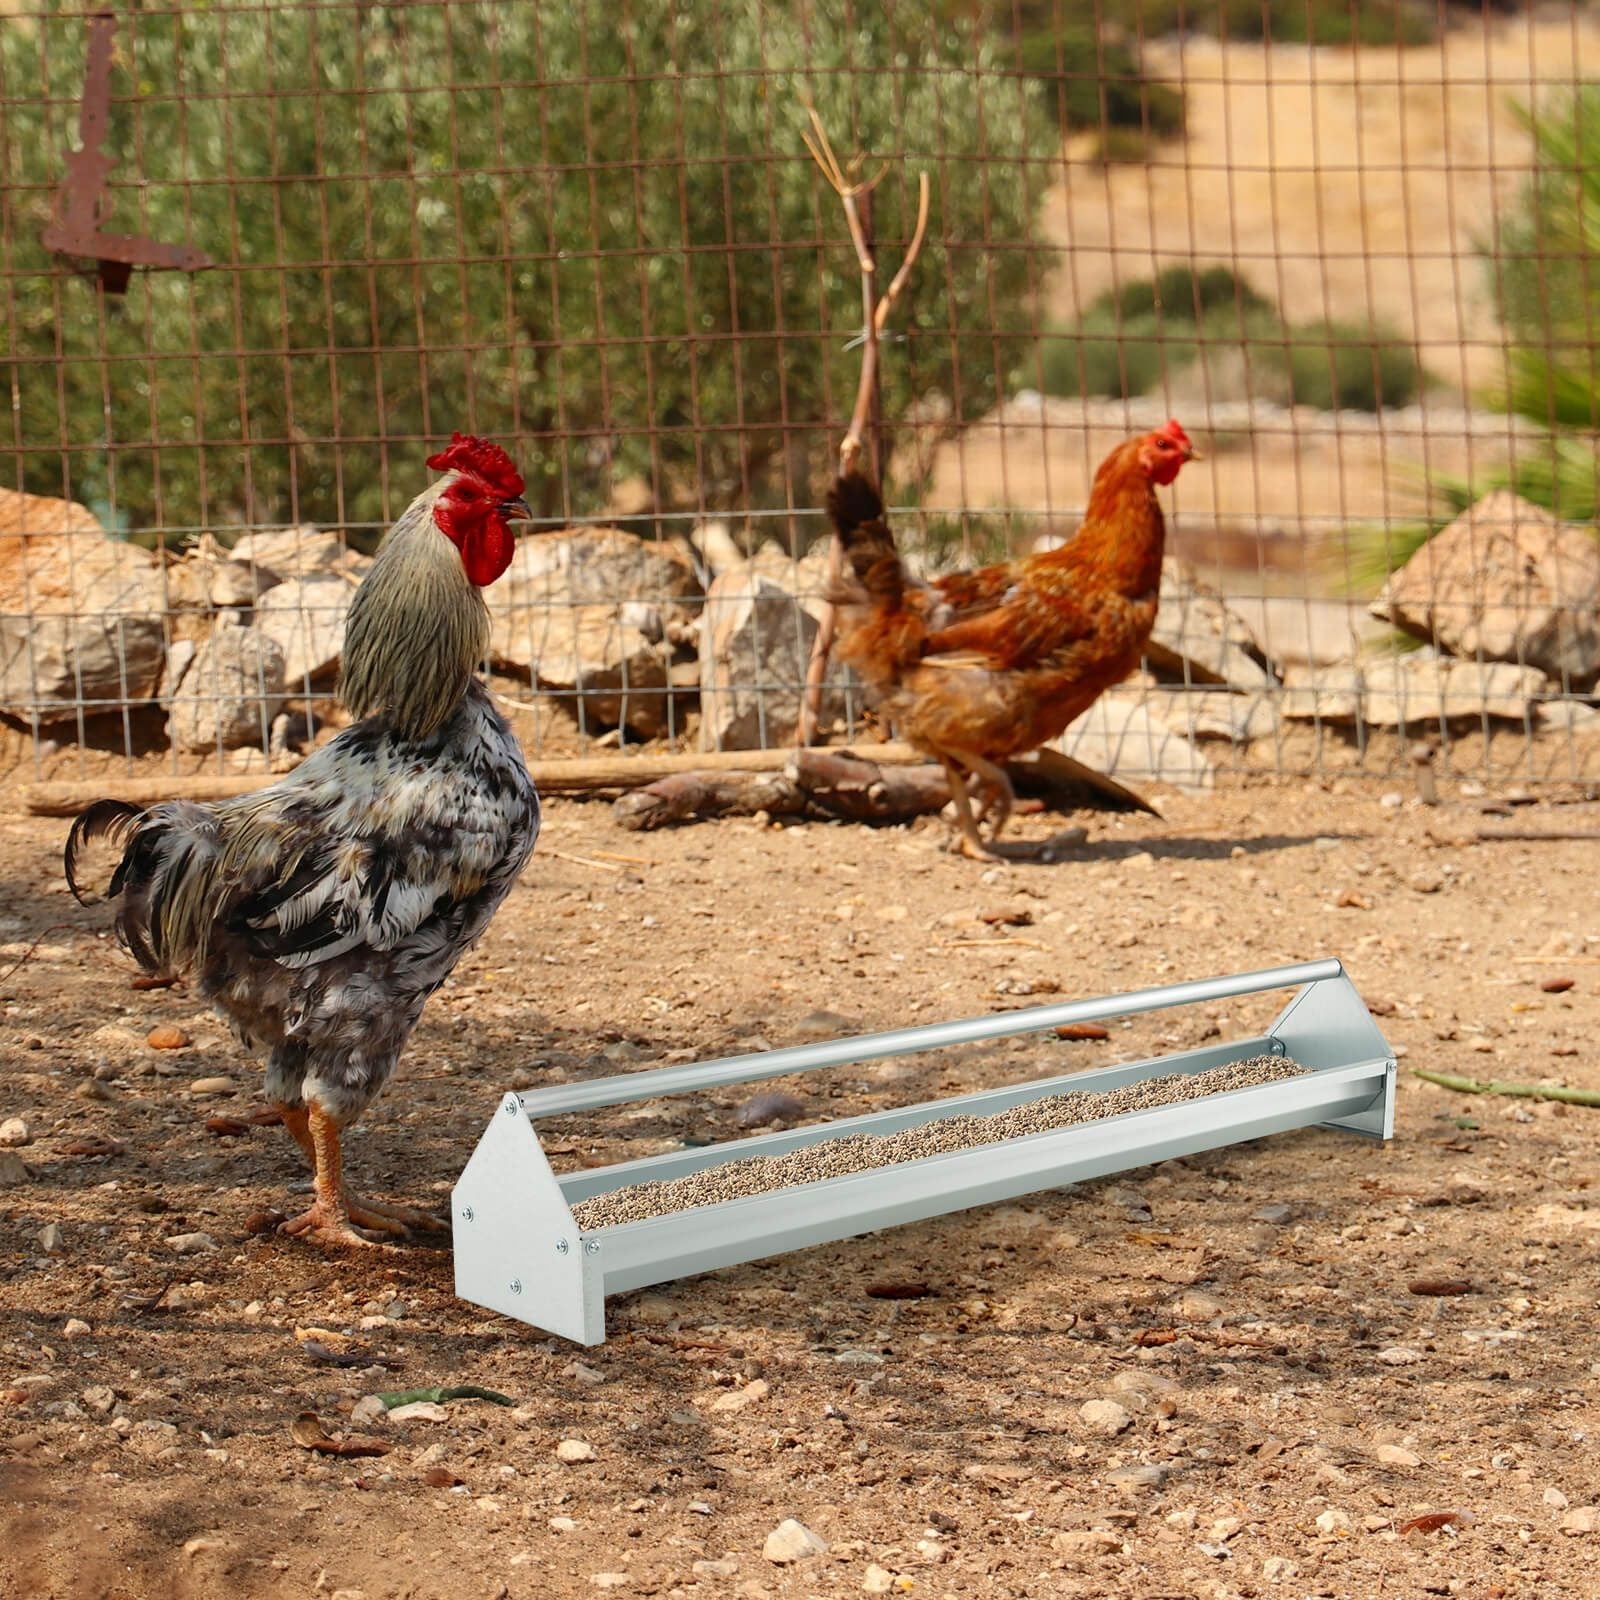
[2,1,1598,796]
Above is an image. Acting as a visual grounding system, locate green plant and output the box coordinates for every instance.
[1,2,1056,542]
[1034,268,1421,412]
[1258,320,1424,411]
[1480,87,1600,519]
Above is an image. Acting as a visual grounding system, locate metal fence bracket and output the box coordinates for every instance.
[455,958,1394,1345]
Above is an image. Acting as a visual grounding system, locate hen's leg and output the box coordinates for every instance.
[279,1102,395,1249]
[962,753,1016,844]
[277,1102,445,1239]
[939,757,999,863]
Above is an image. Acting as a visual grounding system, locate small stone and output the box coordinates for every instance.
[1174,1290,1222,1320]
[182,1536,228,1559]
[549,1516,579,1533]
[330,1591,368,1600]
[1541,976,1576,994]
[556,1438,597,1464]
[1375,1444,1422,1468]
[1261,1556,1299,1582]
[590,1576,630,1591]
[82,1385,116,1413]
[710,1379,769,1413]
[791,1010,856,1040]
[349,1396,386,1427]
[1107,1463,1168,1490]
[386,1401,448,1423]
[763,1517,828,1564]
[75,1079,113,1102]
[913,1539,947,1564]
[1078,1399,1132,1436]
[62,1318,92,1339]
[1544,1488,1570,1510]
[735,1092,806,1130]
[1050,1529,1122,1558]
[1561,1506,1600,1535]
[1251,1202,1293,1225]
[691,1558,738,1578]
[1375,1346,1424,1366]
[39,1222,64,1255]
[188,1077,236,1097]
[562,1361,606,1388]
[146,1025,191,1050]
[861,1566,895,1594]
[0,1151,30,1186]
[1315,1508,1353,1536]
[166,1232,216,1255]
[0,1117,31,1147]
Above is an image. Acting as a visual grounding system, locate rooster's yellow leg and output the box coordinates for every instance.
[277,1102,445,1237]
[940,758,1000,863]
[279,1103,395,1249]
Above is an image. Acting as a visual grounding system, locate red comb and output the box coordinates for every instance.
[426,433,526,498]
[1158,418,1193,451]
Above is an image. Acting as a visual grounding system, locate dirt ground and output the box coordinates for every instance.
[3,772,1600,1600]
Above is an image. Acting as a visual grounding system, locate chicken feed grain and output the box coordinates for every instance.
[569,1054,1306,1229]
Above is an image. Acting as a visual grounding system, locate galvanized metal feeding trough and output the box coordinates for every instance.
[453,958,1395,1345]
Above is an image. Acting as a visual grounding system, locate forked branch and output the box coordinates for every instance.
[796,108,930,745]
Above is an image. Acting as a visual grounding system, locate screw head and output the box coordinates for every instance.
[504,1098,520,1116]
[555,1238,570,1255]
[584,1240,600,1256]
[509,1279,523,1295]
[460,1206,475,1223]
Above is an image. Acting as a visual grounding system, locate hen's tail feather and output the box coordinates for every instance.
[64,799,144,906]
[826,470,906,610]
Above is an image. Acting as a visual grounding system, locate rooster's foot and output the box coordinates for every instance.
[345,1195,449,1235]
[279,1200,398,1251]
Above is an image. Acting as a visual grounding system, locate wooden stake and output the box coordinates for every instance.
[796,108,930,748]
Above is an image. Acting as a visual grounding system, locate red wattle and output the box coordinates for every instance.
[461,518,516,587]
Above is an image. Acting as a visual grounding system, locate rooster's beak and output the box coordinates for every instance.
[501,498,534,524]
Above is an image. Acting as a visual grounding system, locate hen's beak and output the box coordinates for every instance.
[501,497,534,524]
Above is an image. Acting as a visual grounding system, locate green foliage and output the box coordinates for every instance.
[1479,88,1600,519]
[1,2,1056,541]
[1095,0,1435,47]
[1260,320,1424,412]
[1036,267,1422,411]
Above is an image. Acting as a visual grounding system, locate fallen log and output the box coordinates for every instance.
[16,738,1157,820]
[613,748,953,831]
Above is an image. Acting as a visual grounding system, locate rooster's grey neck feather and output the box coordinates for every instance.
[339,476,490,741]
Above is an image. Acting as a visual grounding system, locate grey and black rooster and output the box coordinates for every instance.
[66,434,541,1249]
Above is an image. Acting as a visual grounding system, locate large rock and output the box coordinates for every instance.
[489,528,701,738]
[226,524,359,583]
[164,535,279,609]
[1139,686,1279,745]
[0,488,167,722]
[699,560,844,750]
[166,613,287,751]
[1281,651,1546,727]
[1057,689,1214,789]
[1146,562,1277,689]
[1372,490,1600,685]
[255,574,357,690]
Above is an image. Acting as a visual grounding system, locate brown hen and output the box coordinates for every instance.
[828,419,1197,860]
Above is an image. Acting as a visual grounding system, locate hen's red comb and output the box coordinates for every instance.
[1157,418,1193,452]
[426,433,526,498]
